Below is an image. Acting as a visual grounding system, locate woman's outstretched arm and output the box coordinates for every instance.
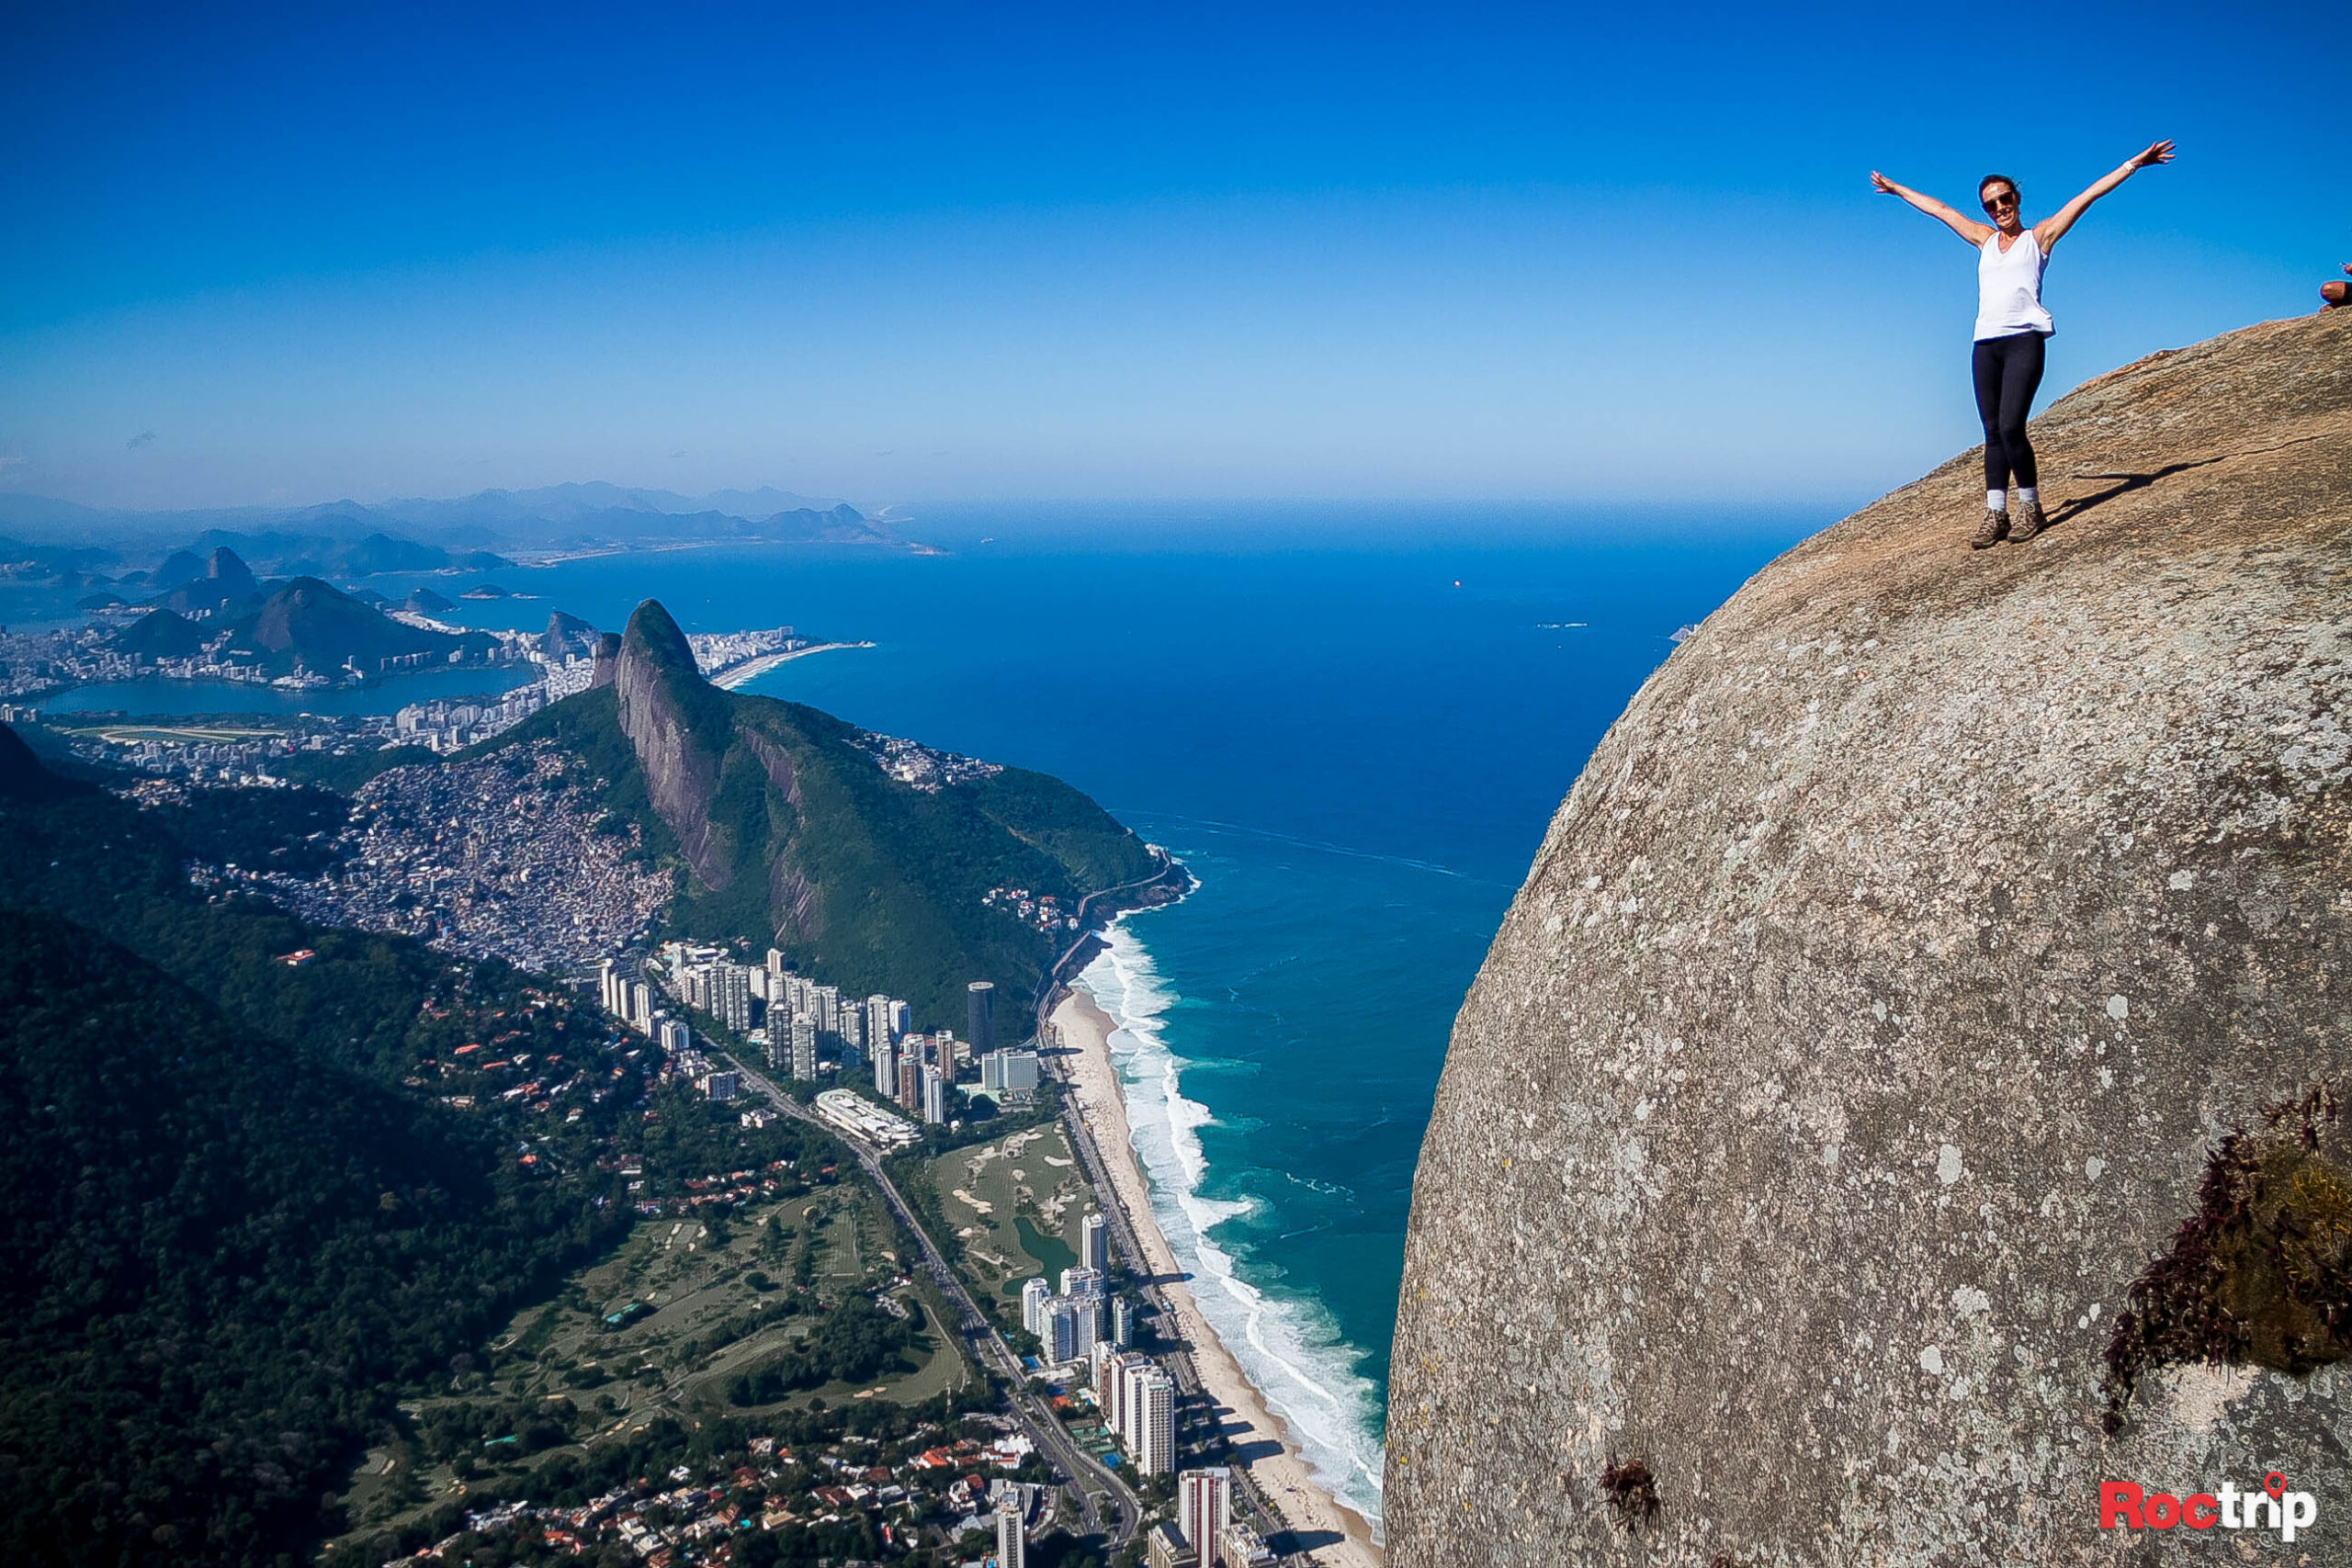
[2036,140,2175,251]
[1871,171,1993,246]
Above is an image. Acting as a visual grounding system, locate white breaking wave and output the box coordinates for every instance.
[1074,917,1388,1538]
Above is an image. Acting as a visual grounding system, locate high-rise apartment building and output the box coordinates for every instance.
[1021,1278,1052,1336]
[898,1055,923,1112]
[1133,1370,1176,1475]
[1061,1266,1104,1301]
[967,979,996,1056]
[790,1013,819,1081]
[1094,1348,1125,1427]
[888,998,911,1040]
[658,1018,691,1055]
[1118,1360,1154,1449]
[872,1027,897,1098]
[1081,1212,1108,1273]
[630,981,652,1033]
[1042,1297,1080,1362]
[995,1494,1026,1568]
[713,963,752,1032]
[1112,1296,1134,1348]
[1178,1469,1233,1568]
[922,1064,948,1125]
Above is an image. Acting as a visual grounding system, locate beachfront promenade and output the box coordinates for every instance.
[1048,1020,1339,1563]
[1046,990,1385,1568]
[1028,845,1383,1568]
[710,1041,1147,1548]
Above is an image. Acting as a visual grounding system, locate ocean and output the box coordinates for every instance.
[70,501,1825,1533]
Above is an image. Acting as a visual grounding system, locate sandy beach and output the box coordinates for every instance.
[1049,989,1385,1568]
[706,639,873,690]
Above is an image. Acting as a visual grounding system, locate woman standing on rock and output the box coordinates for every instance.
[1871,141,2174,547]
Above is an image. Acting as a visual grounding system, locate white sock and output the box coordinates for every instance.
[2016,486,2039,506]
[1987,489,2007,512]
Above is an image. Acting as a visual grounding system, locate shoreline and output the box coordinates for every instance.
[1049,987,1385,1568]
[707,639,874,690]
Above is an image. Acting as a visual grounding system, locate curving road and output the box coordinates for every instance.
[1029,845,1185,1045]
[714,1044,1144,1548]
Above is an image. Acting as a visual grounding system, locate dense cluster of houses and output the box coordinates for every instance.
[383,1423,1050,1566]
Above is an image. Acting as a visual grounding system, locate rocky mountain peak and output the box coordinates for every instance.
[205,546,257,595]
[614,599,734,889]
[1385,308,2352,1565]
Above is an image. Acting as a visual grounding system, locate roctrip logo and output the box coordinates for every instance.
[2100,1472,2318,1543]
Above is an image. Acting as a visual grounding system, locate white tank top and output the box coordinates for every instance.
[1974,228,2052,341]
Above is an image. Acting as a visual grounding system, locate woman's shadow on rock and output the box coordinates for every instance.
[2046,454,2226,532]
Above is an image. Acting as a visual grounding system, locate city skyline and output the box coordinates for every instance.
[4,1,2344,515]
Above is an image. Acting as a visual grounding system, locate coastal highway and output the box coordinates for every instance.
[1048,1032,1311,1557]
[1030,850,1326,1554]
[708,1043,1146,1549]
[1029,845,1185,1045]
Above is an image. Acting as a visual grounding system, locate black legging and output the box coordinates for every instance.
[1972,331,2046,491]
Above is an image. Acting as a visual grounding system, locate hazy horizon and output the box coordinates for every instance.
[5,2,2345,517]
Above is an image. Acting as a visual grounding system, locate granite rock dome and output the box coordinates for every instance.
[1386,309,2352,1565]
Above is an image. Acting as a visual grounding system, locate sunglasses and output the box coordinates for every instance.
[1982,191,2019,212]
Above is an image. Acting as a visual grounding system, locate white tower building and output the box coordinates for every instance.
[1134,1370,1177,1475]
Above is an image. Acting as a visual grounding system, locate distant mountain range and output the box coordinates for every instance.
[100,546,501,676]
[0,481,901,589]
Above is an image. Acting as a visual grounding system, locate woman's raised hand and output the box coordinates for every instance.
[2132,140,2177,168]
[1869,170,1898,195]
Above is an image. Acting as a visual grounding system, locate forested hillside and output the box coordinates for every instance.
[0,730,838,1567]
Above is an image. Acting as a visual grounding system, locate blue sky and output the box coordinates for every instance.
[2,0,2343,513]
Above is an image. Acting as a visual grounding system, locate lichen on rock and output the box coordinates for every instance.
[2107,1085,2352,1425]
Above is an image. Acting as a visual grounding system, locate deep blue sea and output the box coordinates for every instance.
[71,502,1826,1533]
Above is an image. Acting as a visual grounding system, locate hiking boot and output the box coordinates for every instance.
[2009,496,2048,543]
[1971,508,2009,549]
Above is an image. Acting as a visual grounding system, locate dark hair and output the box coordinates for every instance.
[1978,174,2020,204]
